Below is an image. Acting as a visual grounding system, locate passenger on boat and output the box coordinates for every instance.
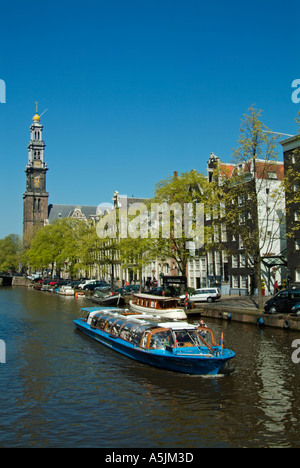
[199,320,207,338]
[142,332,150,348]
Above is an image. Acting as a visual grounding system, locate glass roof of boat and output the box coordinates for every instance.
[89,312,160,331]
[83,307,199,335]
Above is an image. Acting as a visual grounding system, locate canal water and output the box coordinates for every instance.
[0,287,300,448]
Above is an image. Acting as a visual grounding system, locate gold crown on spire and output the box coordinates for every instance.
[32,101,40,122]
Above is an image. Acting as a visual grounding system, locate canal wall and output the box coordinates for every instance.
[186,298,300,332]
[11,277,32,287]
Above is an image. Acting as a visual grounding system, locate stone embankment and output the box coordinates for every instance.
[185,295,300,332]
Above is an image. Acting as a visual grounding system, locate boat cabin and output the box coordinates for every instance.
[85,311,216,352]
[132,293,179,310]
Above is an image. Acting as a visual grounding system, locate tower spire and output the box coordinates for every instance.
[23,110,49,245]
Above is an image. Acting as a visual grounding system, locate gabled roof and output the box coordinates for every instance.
[209,156,284,182]
[48,204,109,223]
[48,196,149,223]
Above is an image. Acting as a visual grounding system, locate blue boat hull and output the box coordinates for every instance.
[74,319,235,375]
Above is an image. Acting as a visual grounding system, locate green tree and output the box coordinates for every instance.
[210,106,284,310]
[283,112,300,242]
[0,234,22,272]
[26,221,66,275]
[146,170,208,278]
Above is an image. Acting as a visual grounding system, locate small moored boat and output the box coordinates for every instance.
[74,307,235,375]
[129,293,187,320]
[57,285,75,296]
[91,293,125,306]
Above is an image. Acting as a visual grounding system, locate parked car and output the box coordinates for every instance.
[70,281,82,288]
[264,288,300,314]
[144,287,164,296]
[122,285,140,294]
[27,273,42,281]
[78,280,95,289]
[83,281,106,291]
[291,304,300,316]
[180,288,222,304]
[48,280,58,287]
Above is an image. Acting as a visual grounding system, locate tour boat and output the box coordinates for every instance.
[129,293,187,320]
[74,307,235,375]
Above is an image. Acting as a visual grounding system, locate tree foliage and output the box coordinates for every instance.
[146,170,208,276]
[0,234,22,272]
[209,106,284,309]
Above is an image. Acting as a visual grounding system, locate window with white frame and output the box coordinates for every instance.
[240,253,246,267]
[232,254,239,268]
[208,251,214,276]
[232,275,239,288]
[241,275,247,288]
[215,251,221,276]
[221,223,227,242]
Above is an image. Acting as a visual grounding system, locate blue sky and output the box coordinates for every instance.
[0,0,299,238]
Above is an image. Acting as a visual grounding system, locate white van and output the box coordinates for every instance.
[180,288,221,304]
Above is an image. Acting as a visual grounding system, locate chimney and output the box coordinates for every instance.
[174,171,178,180]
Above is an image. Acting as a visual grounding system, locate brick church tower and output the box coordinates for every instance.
[23,107,49,245]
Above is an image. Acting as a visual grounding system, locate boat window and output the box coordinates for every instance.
[130,325,144,346]
[196,327,216,347]
[175,329,202,347]
[119,322,137,342]
[151,301,155,308]
[111,319,126,336]
[97,315,112,330]
[149,329,174,350]
[130,324,153,347]
[90,313,101,327]
[105,317,118,334]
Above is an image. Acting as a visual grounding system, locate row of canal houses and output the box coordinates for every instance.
[96,135,300,296]
[24,112,300,295]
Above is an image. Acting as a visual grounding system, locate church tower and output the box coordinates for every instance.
[23,106,49,245]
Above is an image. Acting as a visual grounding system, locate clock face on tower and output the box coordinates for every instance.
[34,176,40,188]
